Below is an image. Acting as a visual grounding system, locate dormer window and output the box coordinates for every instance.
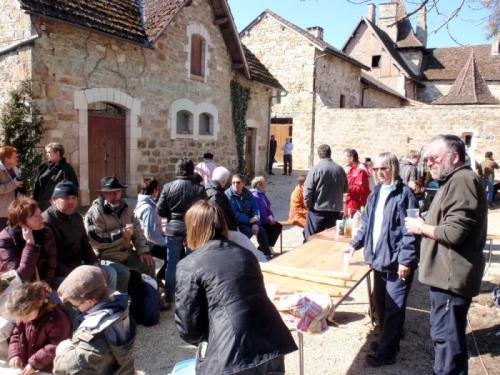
[190,34,205,77]
[371,55,381,68]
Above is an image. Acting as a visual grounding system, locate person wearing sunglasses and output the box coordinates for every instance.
[344,152,418,368]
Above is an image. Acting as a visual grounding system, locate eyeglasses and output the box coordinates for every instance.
[372,167,388,172]
[425,151,456,164]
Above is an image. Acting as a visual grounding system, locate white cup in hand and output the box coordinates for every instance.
[406,209,419,218]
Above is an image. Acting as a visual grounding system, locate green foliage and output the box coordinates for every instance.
[0,81,44,194]
[230,80,251,176]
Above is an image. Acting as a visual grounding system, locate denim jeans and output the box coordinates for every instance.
[484,176,495,203]
[165,235,184,298]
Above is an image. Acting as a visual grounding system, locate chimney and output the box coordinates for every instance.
[378,2,398,43]
[366,3,376,24]
[307,26,324,40]
[492,32,500,55]
[416,6,427,47]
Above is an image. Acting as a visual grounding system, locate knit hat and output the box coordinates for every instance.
[57,265,108,301]
[52,180,78,198]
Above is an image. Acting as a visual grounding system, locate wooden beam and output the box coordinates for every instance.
[213,17,228,25]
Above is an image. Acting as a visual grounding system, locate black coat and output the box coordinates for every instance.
[157,176,207,236]
[205,181,238,231]
[33,159,79,211]
[175,239,297,375]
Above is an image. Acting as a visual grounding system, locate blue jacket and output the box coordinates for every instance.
[225,187,260,225]
[134,194,165,248]
[350,180,418,271]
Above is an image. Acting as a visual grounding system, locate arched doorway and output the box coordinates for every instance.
[88,102,126,201]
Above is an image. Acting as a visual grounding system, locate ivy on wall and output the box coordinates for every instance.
[230,80,250,176]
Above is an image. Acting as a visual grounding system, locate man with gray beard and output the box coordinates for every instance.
[405,135,487,375]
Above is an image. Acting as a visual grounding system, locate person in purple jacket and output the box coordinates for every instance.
[250,176,282,257]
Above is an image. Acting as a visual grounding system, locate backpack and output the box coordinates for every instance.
[128,271,160,327]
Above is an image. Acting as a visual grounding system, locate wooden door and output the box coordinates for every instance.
[270,124,293,162]
[88,107,126,201]
[245,128,256,178]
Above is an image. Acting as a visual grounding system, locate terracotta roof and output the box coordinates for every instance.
[18,0,254,79]
[243,45,284,90]
[19,0,149,45]
[394,0,423,48]
[433,51,498,105]
[143,0,185,42]
[241,9,369,70]
[423,44,500,81]
[360,71,407,101]
[365,19,421,81]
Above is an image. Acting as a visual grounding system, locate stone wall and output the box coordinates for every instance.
[0,0,33,116]
[19,0,270,203]
[344,22,406,95]
[241,14,316,169]
[314,105,500,164]
[363,87,404,108]
[418,80,500,103]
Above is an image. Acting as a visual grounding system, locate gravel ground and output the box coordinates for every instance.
[135,169,500,375]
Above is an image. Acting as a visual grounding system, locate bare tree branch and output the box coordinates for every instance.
[432,0,466,33]
[389,0,430,26]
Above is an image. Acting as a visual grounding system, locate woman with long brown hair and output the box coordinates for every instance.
[175,200,297,375]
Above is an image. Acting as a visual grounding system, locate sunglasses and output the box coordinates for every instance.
[373,167,388,172]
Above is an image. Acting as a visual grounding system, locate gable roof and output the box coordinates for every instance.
[422,44,500,81]
[342,18,421,81]
[240,9,369,70]
[433,51,498,105]
[243,45,284,90]
[18,0,251,79]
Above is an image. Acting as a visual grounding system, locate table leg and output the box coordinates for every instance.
[366,270,375,326]
[298,331,304,375]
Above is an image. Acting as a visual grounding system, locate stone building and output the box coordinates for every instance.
[241,9,408,169]
[343,1,500,103]
[0,0,283,204]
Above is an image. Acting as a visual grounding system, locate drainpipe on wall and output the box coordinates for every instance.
[267,88,288,175]
[309,52,327,168]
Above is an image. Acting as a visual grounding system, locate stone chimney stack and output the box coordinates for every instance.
[416,6,427,47]
[492,32,500,55]
[366,3,376,24]
[307,26,324,40]
[378,2,398,43]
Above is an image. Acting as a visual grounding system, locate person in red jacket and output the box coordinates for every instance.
[344,149,370,216]
[4,281,71,374]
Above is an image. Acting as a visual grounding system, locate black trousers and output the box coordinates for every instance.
[263,222,283,247]
[372,270,413,358]
[304,209,341,241]
[150,244,167,281]
[430,287,471,375]
[283,154,292,175]
[268,153,276,173]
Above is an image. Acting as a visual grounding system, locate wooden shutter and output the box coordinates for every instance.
[191,34,203,76]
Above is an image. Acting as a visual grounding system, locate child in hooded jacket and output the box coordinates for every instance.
[53,265,136,375]
[4,281,71,374]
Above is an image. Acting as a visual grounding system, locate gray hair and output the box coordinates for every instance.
[211,166,230,185]
[251,175,266,188]
[377,152,400,182]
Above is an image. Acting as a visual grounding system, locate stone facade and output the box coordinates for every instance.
[242,12,405,169]
[0,0,274,204]
[314,105,500,165]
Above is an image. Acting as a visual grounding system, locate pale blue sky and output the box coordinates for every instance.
[228,0,493,49]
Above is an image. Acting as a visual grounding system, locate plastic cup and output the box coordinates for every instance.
[406,209,419,218]
[343,252,351,272]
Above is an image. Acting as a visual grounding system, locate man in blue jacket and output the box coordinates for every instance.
[225,173,271,257]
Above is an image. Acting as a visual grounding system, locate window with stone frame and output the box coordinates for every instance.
[190,34,205,77]
[199,112,213,135]
[339,94,346,108]
[176,110,194,134]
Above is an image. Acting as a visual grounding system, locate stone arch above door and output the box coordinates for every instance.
[74,88,142,205]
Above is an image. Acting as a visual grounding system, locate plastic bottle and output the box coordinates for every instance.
[352,210,362,238]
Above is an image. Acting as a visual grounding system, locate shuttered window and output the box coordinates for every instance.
[191,34,205,77]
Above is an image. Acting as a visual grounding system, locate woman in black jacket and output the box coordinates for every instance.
[175,201,297,375]
[345,152,418,368]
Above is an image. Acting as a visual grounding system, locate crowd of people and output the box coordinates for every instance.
[0,133,496,374]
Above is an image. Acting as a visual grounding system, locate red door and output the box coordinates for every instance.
[88,107,126,201]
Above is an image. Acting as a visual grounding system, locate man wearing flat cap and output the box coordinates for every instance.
[85,176,155,292]
[43,180,116,289]
[194,152,217,187]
